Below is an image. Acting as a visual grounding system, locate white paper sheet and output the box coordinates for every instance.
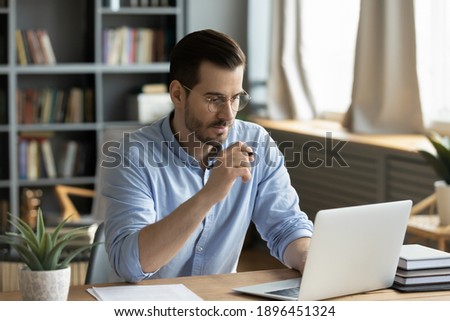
[86,284,203,301]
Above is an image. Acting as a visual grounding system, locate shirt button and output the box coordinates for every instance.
[197,246,204,253]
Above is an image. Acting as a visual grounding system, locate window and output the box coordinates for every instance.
[298,0,359,118]
[248,0,360,118]
[415,0,450,133]
[249,0,450,132]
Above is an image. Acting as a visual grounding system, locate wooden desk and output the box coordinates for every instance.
[407,215,450,251]
[1,268,450,301]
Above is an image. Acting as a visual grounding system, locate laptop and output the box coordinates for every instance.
[234,200,412,301]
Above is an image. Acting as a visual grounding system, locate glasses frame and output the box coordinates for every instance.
[182,85,251,113]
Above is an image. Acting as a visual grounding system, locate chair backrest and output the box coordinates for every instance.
[85,222,114,284]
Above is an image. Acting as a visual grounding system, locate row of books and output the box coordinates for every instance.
[18,137,92,180]
[16,29,56,65]
[16,87,94,124]
[392,244,450,292]
[103,27,168,65]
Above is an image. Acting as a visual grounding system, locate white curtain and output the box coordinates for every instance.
[266,0,316,120]
[267,0,426,134]
[344,0,425,133]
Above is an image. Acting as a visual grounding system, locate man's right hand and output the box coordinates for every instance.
[202,141,254,204]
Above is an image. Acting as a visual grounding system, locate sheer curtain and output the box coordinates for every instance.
[266,0,315,120]
[266,0,359,120]
[267,0,429,134]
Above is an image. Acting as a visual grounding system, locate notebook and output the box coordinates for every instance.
[234,200,412,301]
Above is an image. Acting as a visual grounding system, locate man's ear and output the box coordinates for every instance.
[169,80,184,109]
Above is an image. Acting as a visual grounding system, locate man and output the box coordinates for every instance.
[102,29,313,283]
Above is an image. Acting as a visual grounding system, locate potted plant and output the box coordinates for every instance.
[0,208,96,300]
[418,131,450,226]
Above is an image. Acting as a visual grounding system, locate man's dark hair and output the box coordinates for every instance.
[169,29,246,88]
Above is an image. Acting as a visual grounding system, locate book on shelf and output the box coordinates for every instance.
[25,29,45,65]
[398,244,450,270]
[65,87,84,123]
[61,140,78,178]
[41,139,57,179]
[36,29,57,64]
[16,29,56,65]
[26,139,40,180]
[15,30,27,65]
[16,87,94,124]
[18,133,56,180]
[103,26,168,65]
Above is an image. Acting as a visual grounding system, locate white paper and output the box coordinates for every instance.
[87,284,203,301]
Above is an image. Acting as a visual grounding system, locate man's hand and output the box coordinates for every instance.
[202,141,254,203]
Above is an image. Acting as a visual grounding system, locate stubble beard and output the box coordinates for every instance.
[184,102,233,147]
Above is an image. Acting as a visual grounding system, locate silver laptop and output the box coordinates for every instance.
[234,200,412,301]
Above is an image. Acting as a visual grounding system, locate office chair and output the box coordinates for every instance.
[85,222,114,284]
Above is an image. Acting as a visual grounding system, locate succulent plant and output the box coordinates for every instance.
[419,131,450,185]
[0,208,95,271]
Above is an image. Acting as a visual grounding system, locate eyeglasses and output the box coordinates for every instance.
[182,85,251,113]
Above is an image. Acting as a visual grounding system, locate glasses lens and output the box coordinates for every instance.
[237,93,250,111]
[207,93,251,113]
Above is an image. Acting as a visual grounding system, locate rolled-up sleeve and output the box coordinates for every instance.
[251,134,313,263]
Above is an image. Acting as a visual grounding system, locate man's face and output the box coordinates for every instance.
[183,61,245,145]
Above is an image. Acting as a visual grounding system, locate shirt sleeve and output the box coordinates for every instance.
[251,132,314,264]
[101,142,158,283]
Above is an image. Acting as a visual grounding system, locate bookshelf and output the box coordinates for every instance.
[0,0,185,238]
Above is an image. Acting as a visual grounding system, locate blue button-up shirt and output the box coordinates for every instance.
[102,115,313,283]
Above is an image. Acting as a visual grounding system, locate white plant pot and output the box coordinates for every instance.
[18,265,71,301]
[435,180,450,226]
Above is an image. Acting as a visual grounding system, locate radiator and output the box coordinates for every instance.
[269,129,437,221]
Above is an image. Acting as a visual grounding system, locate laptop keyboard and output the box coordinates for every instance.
[266,286,300,298]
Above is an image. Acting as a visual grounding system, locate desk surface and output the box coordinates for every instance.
[1,268,450,301]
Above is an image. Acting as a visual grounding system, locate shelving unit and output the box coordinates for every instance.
[0,0,185,232]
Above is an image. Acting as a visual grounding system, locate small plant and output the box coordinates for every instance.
[419,131,450,184]
[0,208,95,271]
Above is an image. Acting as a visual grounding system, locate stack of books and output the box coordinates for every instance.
[392,244,450,292]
